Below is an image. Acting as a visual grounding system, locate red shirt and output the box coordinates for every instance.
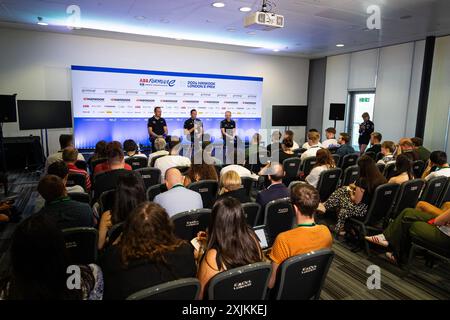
[93,162,132,175]
[67,163,92,192]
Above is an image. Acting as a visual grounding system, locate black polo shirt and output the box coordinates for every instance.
[184,118,203,140]
[220,119,236,138]
[147,116,167,137]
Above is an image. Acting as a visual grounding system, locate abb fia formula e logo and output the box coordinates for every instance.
[139,78,176,87]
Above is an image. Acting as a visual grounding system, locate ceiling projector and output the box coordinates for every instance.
[244,11,284,31]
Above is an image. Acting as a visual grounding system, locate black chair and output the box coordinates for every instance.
[99,189,115,214]
[136,167,161,190]
[364,151,376,160]
[407,235,450,272]
[62,227,98,265]
[272,249,334,300]
[125,157,148,170]
[206,262,272,300]
[389,179,425,221]
[241,176,254,197]
[349,183,400,254]
[383,163,398,180]
[66,173,87,192]
[283,157,301,180]
[90,157,108,174]
[150,154,167,167]
[171,209,211,241]
[126,278,201,300]
[263,198,295,247]
[146,183,168,201]
[92,169,131,202]
[412,160,425,179]
[420,176,448,206]
[376,162,385,174]
[332,154,340,167]
[302,157,317,177]
[69,192,90,204]
[317,168,342,202]
[214,164,223,177]
[341,165,359,186]
[437,177,450,207]
[242,202,261,227]
[188,180,219,209]
[375,152,384,162]
[75,160,88,171]
[339,153,359,171]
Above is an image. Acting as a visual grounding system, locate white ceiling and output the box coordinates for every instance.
[0,0,449,58]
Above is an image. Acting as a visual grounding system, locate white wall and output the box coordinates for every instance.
[0,28,310,154]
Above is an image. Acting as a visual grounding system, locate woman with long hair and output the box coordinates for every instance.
[98,172,146,250]
[389,154,414,184]
[100,202,196,300]
[183,163,218,186]
[320,155,387,235]
[0,214,103,300]
[216,170,251,203]
[197,197,263,298]
[305,148,336,188]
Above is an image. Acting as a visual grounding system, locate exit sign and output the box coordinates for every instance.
[359,98,370,102]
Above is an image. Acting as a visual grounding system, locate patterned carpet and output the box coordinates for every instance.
[0,171,449,300]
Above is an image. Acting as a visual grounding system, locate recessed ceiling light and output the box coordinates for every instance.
[227,27,236,32]
[336,43,345,47]
[37,17,48,26]
[273,49,280,52]
[135,16,146,20]
[175,38,183,40]
[212,2,225,8]
[239,7,252,12]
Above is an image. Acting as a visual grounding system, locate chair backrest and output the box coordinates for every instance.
[302,157,317,177]
[92,169,130,201]
[390,179,425,219]
[68,192,90,204]
[188,180,219,209]
[340,153,359,171]
[375,152,384,162]
[420,176,448,206]
[146,183,168,201]
[99,189,115,214]
[150,154,167,167]
[136,167,162,190]
[332,154,340,167]
[412,160,425,178]
[126,278,200,300]
[273,249,334,300]
[288,180,302,190]
[242,202,261,227]
[364,151,376,160]
[75,160,88,171]
[171,209,211,241]
[283,157,301,179]
[438,177,450,207]
[376,162,385,174]
[66,173,87,191]
[317,168,342,202]
[263,198,295,247]
[240,176,254,197]
[125,157,148,170]
[206,262,272,300]
[363,183,400,225]
[341,165,359,186]
[383,162,398,180]
[62,227,98,265]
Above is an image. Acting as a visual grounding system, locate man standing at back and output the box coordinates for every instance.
[148,107,168,152]
[154,168,203,217]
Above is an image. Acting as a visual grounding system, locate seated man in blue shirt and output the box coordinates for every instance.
[336,132,355,157]
[256,162,290,212]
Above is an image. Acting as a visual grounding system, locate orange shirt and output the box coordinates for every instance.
[269,225,333,265]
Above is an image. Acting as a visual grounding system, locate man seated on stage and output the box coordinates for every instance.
[123,139,147,160]
[62,147,91,192]
[148,107,168,152]
[220,111,236,147]
[45,134,85,172]
[93,141,132,175]
[184,109,203,144]
[147,137,169,167]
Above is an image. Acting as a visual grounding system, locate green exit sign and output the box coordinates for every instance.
[359,98,370,102]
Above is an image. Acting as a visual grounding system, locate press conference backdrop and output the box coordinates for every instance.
[71,66,263,149]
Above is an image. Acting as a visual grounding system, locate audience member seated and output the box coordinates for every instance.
[305,149,336,188]
[0,214,103,300]
[335,132,355,158]
[397,138,420,161]
[197,197,263,298]
[220,150,259,181]
[100,202,196,300]
[283,130,300,151]
[275,137,295,164]
[268,183,333,289]
[415,200,450,217]
[94,141,132,175]
[267,131,282,157]
[123,139,147,159]
[411,137,431,162]
[366,207,450,265]
[388,154,414,185]
[147,137,169,166]
[377,141,396,164]
[183,163,219,186]
[302,129,322,150]
[37,175,94,230]
[63,147,92,192]
[322,127,339,149]
[154,168,203,217]
[89,140,108,164]
[216,170,251,204]
[155,145,191,183]
[245,133,267,172]
[421,151,450,180]
[256,162,290,210]
[301,131,322,162]
[45,134,85,172]
[320,155,386,235]
[98,172,146,250]
[366,132,382,155]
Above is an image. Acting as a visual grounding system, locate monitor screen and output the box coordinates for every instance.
[272,105,308,126]
[18,100,72,130]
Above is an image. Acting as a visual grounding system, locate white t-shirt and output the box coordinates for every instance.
[301,145,322,162]
[220,165,259,181]
[302,141,322,150]
[124,153,147,160]
[148,150,169,166]
[291,141,300,151]
[305,165,329,188]
[425,167,450,181]
[322,139,338,149]
[155,155,191,183]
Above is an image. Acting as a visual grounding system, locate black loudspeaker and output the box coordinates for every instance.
[329,103,345,121]
[0,94,17,123]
